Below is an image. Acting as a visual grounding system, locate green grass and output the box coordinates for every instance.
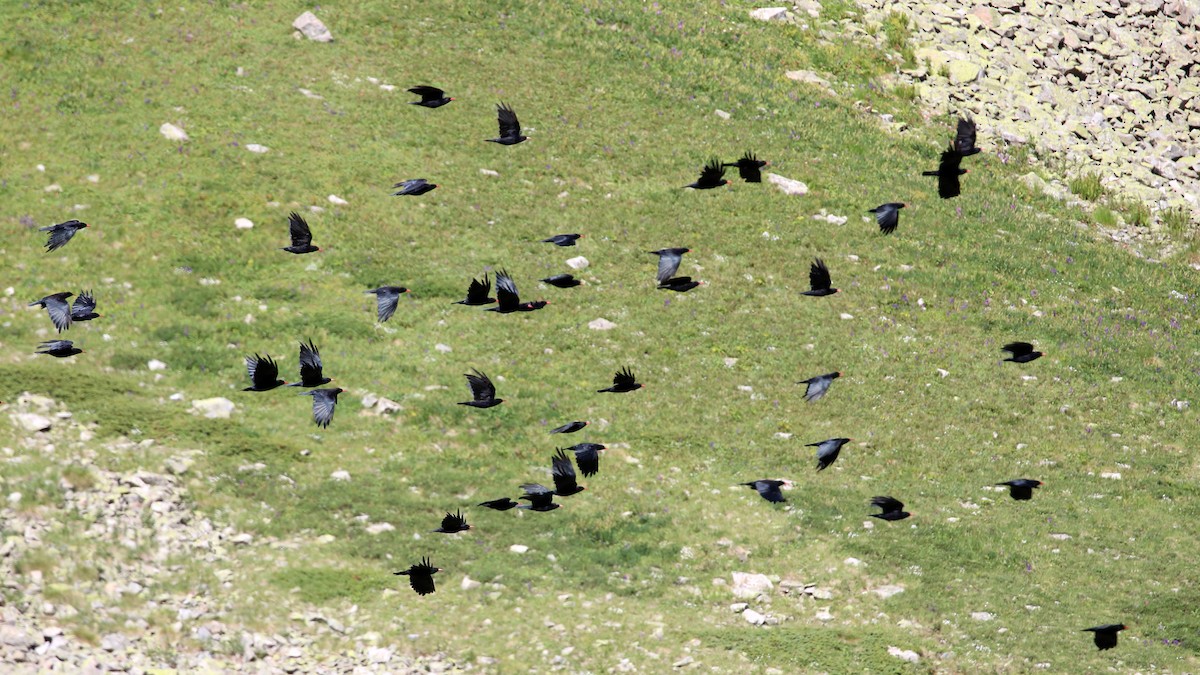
[1162,205,1192,237]
[1069,172,1106,201]
[1114,196,1152,227]
[3,1,1200,672]
[880,11,917,68]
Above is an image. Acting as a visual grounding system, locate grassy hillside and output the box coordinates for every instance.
[3,1,1199,672]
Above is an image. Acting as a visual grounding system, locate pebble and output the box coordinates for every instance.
[588,318,617,330]
[245,144,270,154]
[159,123,188,141]
[235,218,254,229]
[327,194,348,205]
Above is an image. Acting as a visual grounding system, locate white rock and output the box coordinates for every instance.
[887,646,920,663]
[365,523,394,535]
[730,602,748,613]
[298,88,322,99]
[749,7,791,21]
[292,11,333,42]
[730,572,773,599]
[724,357,738,367]
[367,647,392,664]
[1101,472,1122,480]
[766,172,809,195]
[147,359,167,371]
[742,608,766,625]
[843,557,863,567]
[714,109,731,120]
[191,398,235,419]
[588,318,617,331]
[479,168,500,176]
[13,413,52,432]
[871,584,905,599]
[971,612,995,621]
[245,143,270,154]
[160,123,189,141]
[1049,533,1072,540]
[814,609,834,621]
[235,218,254,230]
[44,183,61,192]
[330,470,351,481]
[566,256,590,270]
[839,313,854,320]
[435,343,452,353]
[461,576,482,591]
[7,493,22,505]
[510,544,529,554]
[328,194,348,205]
[937,368,950,378]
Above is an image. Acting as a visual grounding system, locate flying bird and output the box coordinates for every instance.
[486,102,527,145]
[433,510,471,534]
[365,286,409,323]
[798,371,841,402]
[478,498,519,511]
[649,247,690,285]
[289,339,331,388]
[551,448,586,496]
[870,203,906,235]
[300,387,343,428]
[459,369,503,408]
[567,443,604,478]
[801,258,838,297]
[809,437,851,472]
[244,354,286,391]
[391,178,438,196]
[541,233,583,247]
[953,115,981,157]
[741,479,788,503]
[454,274,496,306]
[29,292,74,333]
[869,496,911,521]
[658,276,702,292]
[551,421,588,434]
[407,85,453,108]
[723,151,768,183]
[393,557,441,596]
[922,147,968,199]
[1083,624,1127,651]
[36,340,82,358]
[684,158,729,189]
[997,479,1042,501]
[598,366,642,393]
[40,219,88,252]
[282,212,319,254]
[1002,341,1043,363]
[70,291,100,322]
[517,483,560,512]
[541,274,581,288]
[488,269,546,313]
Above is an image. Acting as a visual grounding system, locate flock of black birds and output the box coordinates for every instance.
[24,87,1128,652]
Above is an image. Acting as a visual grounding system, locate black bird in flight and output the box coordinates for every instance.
[723,151,768,183]
[658,276,701,292]
[649,247,690,285]
[870,203,906,235]
[542,233,583,247]
[551,448,586,496]
[869,496,911,521]
[1083,624,1127,651]
[29,292,74,333]
[290,339,332,388]
[391,178,438,196]
[365,286,409,323]
[478,498,520,511]
[801,258,838,296]
[70,291,100,322]
[997,479,1042,500]
[301,387,343,428]
[36,340,82,358]
[809,437,851,471]
[459,369,503,408]
[433,510,471,533]
[922,146,968,199]
[798,372,841,402]
[454,274,496,306]
[953,116,981,157]
[741,479,788,503]
[486,102,527,145]
[518,483,561,512]
[407,85,453,108]
[684,158,729,189]
[488,269,546,313]
[1002,341,1043,363]
[393,557,441,596]
[541,274,581,288]
[551,421,588,434]
[567,443,604,478]
[244,354,286,391]
[598,367,643,393]
[40,219,88,252]
[282,212,320,254]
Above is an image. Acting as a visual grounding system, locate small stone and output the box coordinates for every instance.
[971,612,995,621]
[160,123,188,141]
[1100,472,1121,480]
[815,609,834,622]
[367,647,392,664]
[843,557,863,567]
[191,397,235,419]
[327,194,348,205]
[13,413,52,432]
[461,576,482,591]
[887,646,920,663]
[245,144,270,154]
[479,168,500,177]
[588,318,617,331]
[730,572,773,599]
[330,470,350,482]
[742,608,766,625]
[44,183,61,193]
[292,11,333,42]
[714,109,731,120]
[871,584,905,599]
[766,173,809,195]
[566,256,590,270]
[510,544,529,554]
[749,7,791,21]
[147,359,167,371]
[730,602,748,613]
[235,218,254,230]
[365,523,395,535]
[947,60,982,84]
[0,626,37,649]
[839,313,854,320]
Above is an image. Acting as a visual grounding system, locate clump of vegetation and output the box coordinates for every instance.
[880,11,916,68]
[1113,196,1151,227]
[1161,205,1193,236]
[1069,172,1106,201]
[1093,206,1118,228]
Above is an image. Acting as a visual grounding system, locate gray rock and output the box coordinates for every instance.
[292,11,333,42]
[766,173,809,195]
[191,397,235,419]
[742,608,767,625]
[13,413,52,432]
[159,123,188,142]
[731,572,773,599]
[749,7,792,21]
[0,625,38,649]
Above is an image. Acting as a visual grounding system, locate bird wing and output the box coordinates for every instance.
[738,151,764,181]
[803,375,832,402]
[613,367,636,388]
[372,288,401,322]
[1002,341,1034,356]
[520,483,555,508]
[288,212,313,247]
[409,85,444,100]
[392,178,426,195]
[70,290,96,317]
[756,480,786,503]
[298,340,324,382]
[44,295,73,332]
[495,269,520,309]
[809,259,832,292]
[699,158,726,186]
[870,496,904,512]
[440,511,467,531]
[551,449,579,493]
[654,250,683,284]
[310,389,339,428]
[497,103,521,138]
[874,206,900,235]
[955,116,977,154]
[42,221,81,251]
[571,444,600,477]
[466,274,492,304]
[466,369,496,401]
[39,339,73,352]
